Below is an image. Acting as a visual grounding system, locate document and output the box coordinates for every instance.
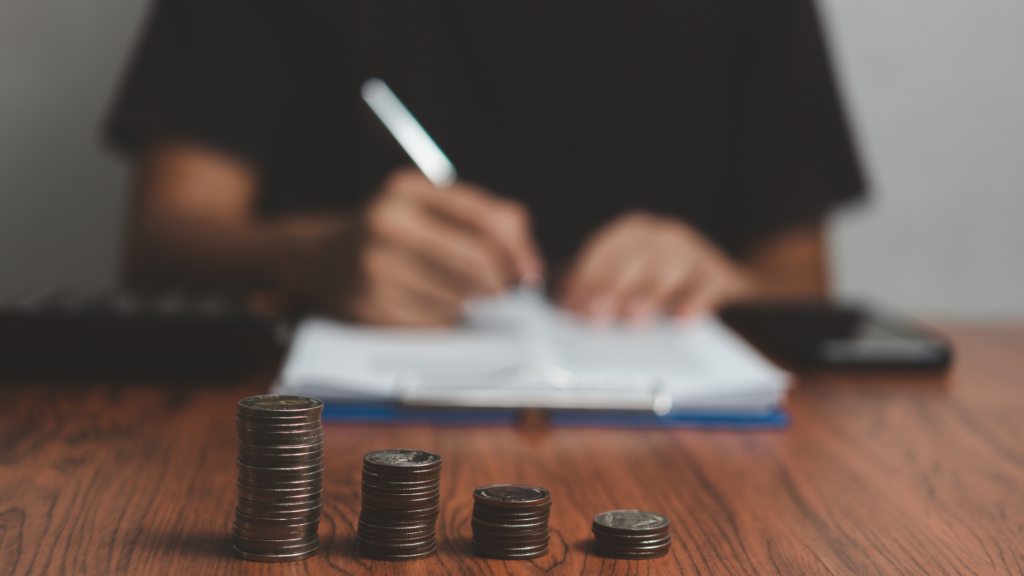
[274,293,789,415]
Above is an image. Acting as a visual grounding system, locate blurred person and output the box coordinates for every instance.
[108,0,864,326]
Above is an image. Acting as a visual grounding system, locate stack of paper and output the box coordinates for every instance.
[274,293,789,417]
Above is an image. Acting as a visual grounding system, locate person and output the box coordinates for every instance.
[107,0,864,326]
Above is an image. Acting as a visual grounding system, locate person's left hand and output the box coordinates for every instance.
[559,211,754,322]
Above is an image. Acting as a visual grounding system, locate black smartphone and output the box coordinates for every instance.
[720,301,952,371]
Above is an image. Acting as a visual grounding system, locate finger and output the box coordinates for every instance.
[369,242,467,312]
[562,221,651,312]
[367,200,509,294]
[671,272,726,318]
[359,282,456,327]
[415,182,544,280]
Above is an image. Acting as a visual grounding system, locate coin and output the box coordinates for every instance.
[362,479,440,492]
[473,533,550,547]
[363,449,441,472]
[237,475,322,490]
[592,510,670,536]
[473,484,551,508]
[591,543,670,559]
[237,432,325,447]
[233,546,319,562]
[594,539,672,554]
[233,524,319,539]
[239,440,325,454]
[239,447,323,460]
[237,395,324,417]
[236,419,323,432]
[473,501,551,516]
[471,517,548,532]
[233,532,319,549]
[238,455,324,470]
[236,481,323,496]
[357,543,436,561]
[234,539,319,555]
[235,509,320,526]
[237,504,322,519]
[471,542,549,560]
[237,489,324,504]
[360,468,440,484]
[236,411,322,424]
[233,517,320,533]
[237,461,324,477]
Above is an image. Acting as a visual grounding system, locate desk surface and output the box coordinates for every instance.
[1,324,1022,575]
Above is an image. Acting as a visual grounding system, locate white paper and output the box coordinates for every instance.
[274,293,790,414]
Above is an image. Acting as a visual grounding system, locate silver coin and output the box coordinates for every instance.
[235,508,319,526]
[236,410,322,424]
[239,440,325,454]
[238,488,324,504]
[592,510,670,535]
[473,484,550,507]
[363,449,441,470]
[233,545,319,562]
[233,516,319,533]
[237,395,323,417]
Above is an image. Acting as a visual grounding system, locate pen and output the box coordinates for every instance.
[360,78,545,294]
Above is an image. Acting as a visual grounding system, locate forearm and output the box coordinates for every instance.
[123,210,352,297]
[121,141,355,301]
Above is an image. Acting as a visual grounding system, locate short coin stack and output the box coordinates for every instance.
[357,449,442,561]
[591,510,671,559]
[471,484,551,560]
[233,395,325,563]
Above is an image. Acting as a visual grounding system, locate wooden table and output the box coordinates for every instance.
[1,325,1022,575]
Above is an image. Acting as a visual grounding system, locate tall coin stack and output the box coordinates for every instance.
[233,395,325,563]
[357,449,442,561]
[591,510,671,559]
[471,484,551,560]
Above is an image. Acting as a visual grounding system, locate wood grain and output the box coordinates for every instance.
[1,324,1022,575]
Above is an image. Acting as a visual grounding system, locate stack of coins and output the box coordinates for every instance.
[591,510,671,559]
[357,449,442,561]
[471,484,551,560]
[233,395,325,563]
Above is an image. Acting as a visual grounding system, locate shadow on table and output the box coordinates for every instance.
[144,528,233,560]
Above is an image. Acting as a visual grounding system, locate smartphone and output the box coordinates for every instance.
[720,301,952,371]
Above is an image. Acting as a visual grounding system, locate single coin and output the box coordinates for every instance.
[471,517,548,532]
[238,395,324,417]
[472,509,550,524]
[592,542,670,559]
[237,495,323,511]
[236,419,323,432]
[234,528,317,545]
[238,455,324,469]
[473,484,551,508]
[234,517,319,534]
[363,449,441,472]
[593,532,672,547]
[237,429,325,442]
[237,475,322,490]
[236,481,322,497]
[362,493,440,509]
[234,538,319,555]
[234,532,318,548]
[233,545,319,562]
[233,524,318,540]
[236,410,322,424]
[471,539,549,554]
[472,543,548,560]
[238,488,324,504]
[592,510,670,536]
[358,539,436,553]
[358,528,434,541]
[473,501,551,516]
[239,447,323,460]
[361,479,440,493]
[357,518,436,532]
[239,440,324,454]
[358,542,437,561]
[361,467,440,484]
[472,533,550,547]
[237,460,323,477]
[592,539,672,554]
[235,509,319,526]
[237,504,322,519]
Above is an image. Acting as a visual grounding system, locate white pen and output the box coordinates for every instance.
[360,78,545,294]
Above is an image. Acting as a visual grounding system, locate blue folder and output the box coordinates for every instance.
[322,403,789,430]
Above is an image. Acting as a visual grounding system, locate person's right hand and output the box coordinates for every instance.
[325,168,544,326]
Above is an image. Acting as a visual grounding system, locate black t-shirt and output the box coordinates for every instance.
[108,0,865,266]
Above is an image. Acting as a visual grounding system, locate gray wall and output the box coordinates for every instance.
[0,0,1021,318]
